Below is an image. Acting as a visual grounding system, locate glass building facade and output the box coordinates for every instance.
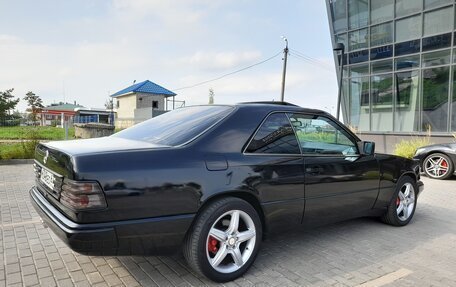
[326,0,456,134]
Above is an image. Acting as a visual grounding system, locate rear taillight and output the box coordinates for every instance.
[60,179,107,211]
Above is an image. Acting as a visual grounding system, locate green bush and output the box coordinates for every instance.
[394,137,432,159]
[0,143,27,159]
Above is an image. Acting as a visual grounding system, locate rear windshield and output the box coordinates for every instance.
[112,105,234,146]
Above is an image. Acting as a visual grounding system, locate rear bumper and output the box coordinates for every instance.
[30,187,194,255]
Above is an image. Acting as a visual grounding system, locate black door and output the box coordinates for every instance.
[287,113,380,226]
[243,112,305,232]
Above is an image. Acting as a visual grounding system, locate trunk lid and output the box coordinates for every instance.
[34,136,170,220]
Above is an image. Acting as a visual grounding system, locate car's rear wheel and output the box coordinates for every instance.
[423,153,454,180]
[381,176,417,226]
[183,197,262,282]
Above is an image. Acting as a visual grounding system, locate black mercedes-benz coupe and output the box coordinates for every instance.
[413,143,456,180]
[30,102,423,282]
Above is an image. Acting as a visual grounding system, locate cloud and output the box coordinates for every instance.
[179,50,262,71]
[0,34,23,45]
[174,57,338,115]
[111,0,212,25]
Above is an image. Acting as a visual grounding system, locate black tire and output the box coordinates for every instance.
[381,176,418,226]
[423,153,454,180]
[183,197,262,282]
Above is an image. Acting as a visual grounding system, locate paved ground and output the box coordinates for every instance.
[1,164,456,287]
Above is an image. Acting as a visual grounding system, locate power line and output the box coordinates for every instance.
[289,53,333,72]
[173,51,282,91]
[290,48,332,68]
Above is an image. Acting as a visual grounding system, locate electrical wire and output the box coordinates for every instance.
[289,53,334,72]
[173,51,282,91]
[289,53,333,72]
[290,48,332,68]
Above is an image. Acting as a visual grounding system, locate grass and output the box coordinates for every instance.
[0,126,75,140]
[0,143,30,159]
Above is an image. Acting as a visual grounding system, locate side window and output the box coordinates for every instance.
[245,113,300,154]
[288,114,358,155]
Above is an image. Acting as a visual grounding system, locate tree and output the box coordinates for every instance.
[0,88,20,121]
[105,98,114,110]
[23,91,44,123]
[208,88,215,104]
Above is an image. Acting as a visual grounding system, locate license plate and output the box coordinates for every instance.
[40,168,55,190]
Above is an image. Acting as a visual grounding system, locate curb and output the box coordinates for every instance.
[0,159,34,165]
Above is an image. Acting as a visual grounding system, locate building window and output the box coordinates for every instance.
[395,0,422,18]
[370,45,393,60]
[422,32,452,51]
[371,59,393,74]
[370,22,393,47]
[349,50,369,64]
[348,0,368,30]
[335,33,348,50]
[350,63,369,77]
[423,7,454,37]
[395,40,421,56]
[349,28,368,51]
[370,0,393,25]
[422,49,451,68]
[395,71,420,132]
[422,67,450,132]
[395,15,422,43]
[424,0,452,10]
[371,74,393,131]
[348,76,370,131]
[116,100,120,108]
[331,0,348,33]
[395,55,420,71]
[152,101,158,109]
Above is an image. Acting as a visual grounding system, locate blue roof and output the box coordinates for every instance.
[110,80,176,98]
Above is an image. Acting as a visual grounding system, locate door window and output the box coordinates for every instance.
[288,114,358,155]
[245,113,300,154]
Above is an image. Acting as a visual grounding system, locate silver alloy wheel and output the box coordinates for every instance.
[396,182,415,221]
[424,155,450,178]
[206,210,256,274]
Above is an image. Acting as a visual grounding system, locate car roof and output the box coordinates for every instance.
[235,101,330,115]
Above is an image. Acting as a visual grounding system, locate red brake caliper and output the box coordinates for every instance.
[442,160,448,168]
[208,236,219,254]
[396,197,401,206]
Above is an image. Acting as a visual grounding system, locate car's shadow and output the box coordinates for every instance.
[129,198,454,286]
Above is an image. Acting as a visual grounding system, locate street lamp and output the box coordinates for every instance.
[333,43,345,121]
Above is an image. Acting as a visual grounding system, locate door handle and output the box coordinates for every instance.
[306,166,323,174]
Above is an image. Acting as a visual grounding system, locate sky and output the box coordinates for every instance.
[0,0,338,115]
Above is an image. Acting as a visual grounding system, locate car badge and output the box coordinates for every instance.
[44,150,49,164]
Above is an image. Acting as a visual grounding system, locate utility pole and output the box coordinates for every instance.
[280,36,289,102]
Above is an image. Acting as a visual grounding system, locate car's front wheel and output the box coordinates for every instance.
[423,153,454,180]
[183,197,262,282]
[381,176,417,226]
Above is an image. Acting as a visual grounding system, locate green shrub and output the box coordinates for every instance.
[394,137,432,159]
[0,143,27,159]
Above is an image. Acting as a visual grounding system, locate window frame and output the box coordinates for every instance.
[243,111,361,157]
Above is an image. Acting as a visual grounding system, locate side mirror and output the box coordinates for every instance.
[357,141,375,155]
